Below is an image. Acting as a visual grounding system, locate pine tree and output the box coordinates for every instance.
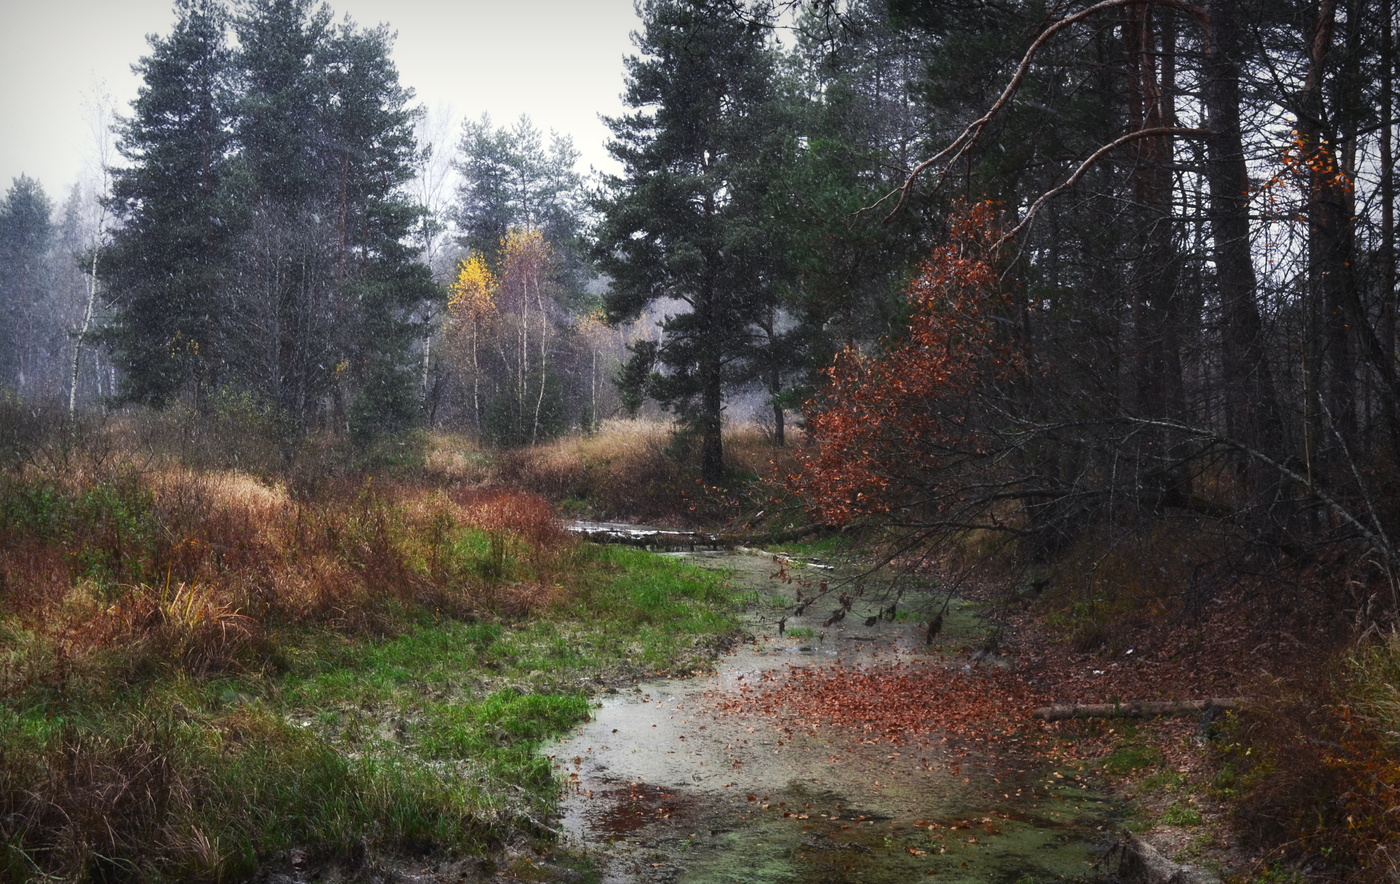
[315,19,436,441]
[229,0,433,438]
[0,175,54,395]
[594,0,787,483]
[101,0,435,441]
[453,114,587,292]
[102,0,235,407]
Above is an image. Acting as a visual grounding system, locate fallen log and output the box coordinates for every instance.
[1033,698,1241,722]
[566,522,725,551]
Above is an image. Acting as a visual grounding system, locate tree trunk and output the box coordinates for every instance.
[700,346,725,485]
[531,263,549,445]
[69,239,101,415]
[1202,0,1285,477]
[1125,3,1187,506]
[1384,0,1398,457]
[1103,833,1220,884]
[1299,0,1360,463]
[698,270,725,485]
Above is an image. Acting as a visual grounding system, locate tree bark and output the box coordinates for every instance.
[1103,833,1221,884]
[1384,0,1399,456]
[69,243,101,416]
[1202,0,1284,477]
[1299,0,1361,462]
[1125,4,1188,506]
[699,339,725,485]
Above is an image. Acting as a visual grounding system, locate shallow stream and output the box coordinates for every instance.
[543,549,1123,884]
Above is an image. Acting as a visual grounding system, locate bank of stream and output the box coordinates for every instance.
[543,548,1125,883]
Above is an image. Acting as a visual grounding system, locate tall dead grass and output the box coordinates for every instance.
[1223,638,1400,882]
[496,419,688,521]
[490,418,797,525]
[0,407,648,881]
[0,456,577,693]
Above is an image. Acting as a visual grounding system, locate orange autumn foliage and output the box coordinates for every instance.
[793,202,1022,526]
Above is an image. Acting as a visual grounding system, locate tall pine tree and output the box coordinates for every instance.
[594,0,786,482]
[102,0,235,407]
[0,176,55,396]
[229,0,433,438]
[102,0,434,440]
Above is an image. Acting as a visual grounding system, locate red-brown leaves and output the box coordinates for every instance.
[712,658,1049,752]
[791,202,1022,526]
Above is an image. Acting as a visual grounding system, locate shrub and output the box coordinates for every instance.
[1222,638,1400,882]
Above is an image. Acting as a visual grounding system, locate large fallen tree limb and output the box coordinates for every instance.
[1033,698,1242,721]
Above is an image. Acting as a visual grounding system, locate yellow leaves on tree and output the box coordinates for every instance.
[446,252,499,426]
[497,228,552,313]
[448,252,498,322]
[792,202,1022,527]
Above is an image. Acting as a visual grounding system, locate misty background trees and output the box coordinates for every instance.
[98,0,434,444]
[2,0,1400,614]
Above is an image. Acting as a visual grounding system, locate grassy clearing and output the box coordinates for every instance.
[0,412,739,882]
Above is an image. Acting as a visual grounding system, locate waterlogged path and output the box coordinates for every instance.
[543,549,1123,884]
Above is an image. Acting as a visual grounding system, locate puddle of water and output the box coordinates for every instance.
[543,549,1120,883]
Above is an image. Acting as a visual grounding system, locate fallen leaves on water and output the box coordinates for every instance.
[710,659,1050,752]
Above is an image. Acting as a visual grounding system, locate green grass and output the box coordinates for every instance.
[0,682,498,882]
[1160,801,1203,827]
[0,533,737,881]
[773,532,863,560]
[1099,739,1164,775]
[0,424,740,880]
[566,544,737,665]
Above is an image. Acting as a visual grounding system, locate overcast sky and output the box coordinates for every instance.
[0,0,643,200]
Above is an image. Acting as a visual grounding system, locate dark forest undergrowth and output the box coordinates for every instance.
[471,414,1400,883]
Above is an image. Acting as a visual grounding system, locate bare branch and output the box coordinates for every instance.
[879,0,1206,222]
[1124,415,1399,568]
[995,125,1211,250]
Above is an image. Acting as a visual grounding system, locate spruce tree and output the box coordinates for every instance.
[227,0,434,439]
[102,0,433,440]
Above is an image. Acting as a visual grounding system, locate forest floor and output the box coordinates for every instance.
[955,567,1350,884]
[3,418,1373,883]
[249,543,1272,884]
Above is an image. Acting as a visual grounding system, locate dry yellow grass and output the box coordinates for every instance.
[0,446,582,689]
[424,432,498,484]
[497,419,686,520]
[488,418,798,525]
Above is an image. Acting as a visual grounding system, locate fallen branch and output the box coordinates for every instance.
[1033,698,1241,721]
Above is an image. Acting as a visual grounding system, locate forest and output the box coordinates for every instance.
[2,0,1400,881]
